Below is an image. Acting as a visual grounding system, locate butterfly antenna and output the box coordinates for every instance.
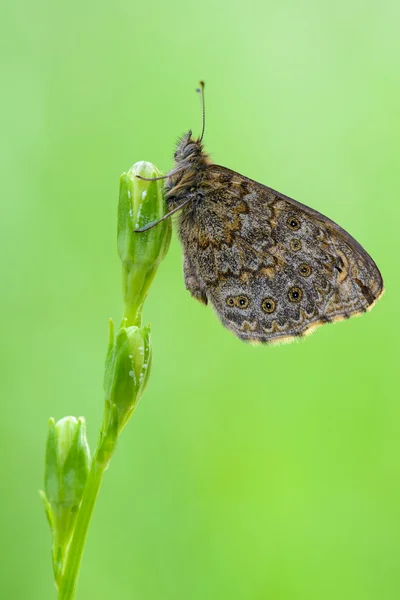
[196,81,206,143]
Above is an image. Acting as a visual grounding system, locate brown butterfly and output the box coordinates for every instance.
[137,82,384,344]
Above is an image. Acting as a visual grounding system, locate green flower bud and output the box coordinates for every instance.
[41,417,91,582]
[103,319,152,437]
[118,161,171,326]
[44,416,91,510]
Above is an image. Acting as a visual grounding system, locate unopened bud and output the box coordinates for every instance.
[103,319,152,436]
[41,416,91,580]
[118,161,171,325]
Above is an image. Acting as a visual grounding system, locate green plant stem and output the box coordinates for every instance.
[122,263,158,326]
[58,456,107,600]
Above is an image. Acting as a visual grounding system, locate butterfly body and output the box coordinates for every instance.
[164,131,383,344]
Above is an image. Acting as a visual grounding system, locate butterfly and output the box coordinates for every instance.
[136,82,384,344]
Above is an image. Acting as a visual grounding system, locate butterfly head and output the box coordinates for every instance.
[173,131,207,165]
[166,132,210,205]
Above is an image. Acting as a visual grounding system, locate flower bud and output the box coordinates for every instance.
[41,417,91,581]
[118,161,171,325]
[44,416,91,509]
[103,319,152,436]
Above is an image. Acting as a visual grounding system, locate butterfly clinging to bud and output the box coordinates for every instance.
[136,82,384,344]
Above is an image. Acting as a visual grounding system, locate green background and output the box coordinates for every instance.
[1,0,399,598]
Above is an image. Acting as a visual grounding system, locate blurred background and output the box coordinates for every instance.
[1,0,399,598]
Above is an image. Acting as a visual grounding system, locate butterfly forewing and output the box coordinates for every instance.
[176,164,383,343]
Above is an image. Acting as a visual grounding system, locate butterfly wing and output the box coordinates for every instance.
[178,165,384,343]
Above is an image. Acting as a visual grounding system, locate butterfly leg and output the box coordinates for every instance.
[183,254,208,305]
